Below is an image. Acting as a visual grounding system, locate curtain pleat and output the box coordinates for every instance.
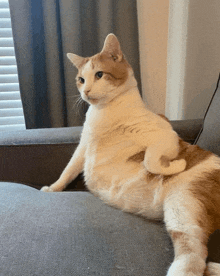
[9,0,141,129]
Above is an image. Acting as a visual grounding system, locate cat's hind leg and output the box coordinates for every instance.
[164,190,209,276]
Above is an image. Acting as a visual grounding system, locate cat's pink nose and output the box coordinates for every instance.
[84,89,91,96]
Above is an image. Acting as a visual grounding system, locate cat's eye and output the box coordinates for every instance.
[78,77,85,84]
[95,71,103,79]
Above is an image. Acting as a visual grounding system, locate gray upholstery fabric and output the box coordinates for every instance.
[0,182,174,276]
[171,119,203,144]
[196,75,220,155]
[0,126,82,146]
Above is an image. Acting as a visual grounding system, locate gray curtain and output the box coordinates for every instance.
[9,0,141,129]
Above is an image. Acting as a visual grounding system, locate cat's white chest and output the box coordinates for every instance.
[83,135,141,184]
[83,113,146,190]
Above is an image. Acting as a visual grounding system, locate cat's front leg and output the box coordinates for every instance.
[164,191,208,276]
[41,142,86,192]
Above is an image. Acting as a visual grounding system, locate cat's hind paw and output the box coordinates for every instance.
[40,186,54,192]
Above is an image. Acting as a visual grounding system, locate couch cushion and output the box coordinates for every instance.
[0,182,174,276]
[196,74,220,155]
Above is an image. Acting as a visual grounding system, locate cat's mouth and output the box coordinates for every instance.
[87,96,99,104]
[83,93,104,104]
[82,94,98,103]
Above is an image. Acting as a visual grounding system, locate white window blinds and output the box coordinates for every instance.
[0,0,25,131]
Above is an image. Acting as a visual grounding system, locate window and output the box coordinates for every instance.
[0,0,25,131]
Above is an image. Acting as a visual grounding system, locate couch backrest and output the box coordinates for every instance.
[196,74,220,156]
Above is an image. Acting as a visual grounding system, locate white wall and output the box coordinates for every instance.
[137,0,169,115]
[138,0,220,120]
[165,0,190,120]
[180,0,220,119]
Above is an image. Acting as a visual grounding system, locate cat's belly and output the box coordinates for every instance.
[84,142,145,190]
[83,148,165,220]
[95,177,164,220]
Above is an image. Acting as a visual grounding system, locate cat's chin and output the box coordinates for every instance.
[87,97,99,104]
[85,95,107,105]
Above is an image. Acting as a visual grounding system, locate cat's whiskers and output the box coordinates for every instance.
[74,95,82,108]
[71,94,87,118]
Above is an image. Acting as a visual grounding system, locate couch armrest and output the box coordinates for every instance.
[0,127,84,190]
[170,119,203,144]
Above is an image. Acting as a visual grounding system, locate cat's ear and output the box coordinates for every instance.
[67,53,85,69]
[101,33,123,62]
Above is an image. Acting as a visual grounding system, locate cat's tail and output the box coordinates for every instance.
[205,262,220,276]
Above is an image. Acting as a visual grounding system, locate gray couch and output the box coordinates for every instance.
[0,75,220,276]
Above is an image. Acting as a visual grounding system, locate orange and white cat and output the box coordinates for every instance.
[41,34,220,276]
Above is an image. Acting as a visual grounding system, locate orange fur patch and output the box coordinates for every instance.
[177,140,212,171]
[169,230,208,265]
[169,231,193,256]
[190,169,220,234]
[90,52,130,86]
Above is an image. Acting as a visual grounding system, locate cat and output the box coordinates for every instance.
[41,33,220,276]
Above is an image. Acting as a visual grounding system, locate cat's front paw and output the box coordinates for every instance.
[41,186,54,192]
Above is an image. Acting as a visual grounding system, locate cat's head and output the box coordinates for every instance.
[67,34,136,105]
